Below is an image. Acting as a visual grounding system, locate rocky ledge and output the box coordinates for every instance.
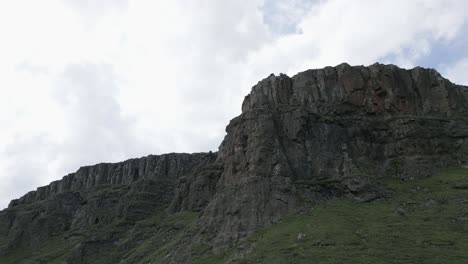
[1,63,467,263]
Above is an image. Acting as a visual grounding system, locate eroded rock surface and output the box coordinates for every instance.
[0,153,217,257]
[1,63,467,263]
[193,63,468,247]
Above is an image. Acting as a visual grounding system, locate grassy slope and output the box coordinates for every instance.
[1,168,467,263]
[0,235,77,264]
[227,168,468,264]
[0,211,200,264]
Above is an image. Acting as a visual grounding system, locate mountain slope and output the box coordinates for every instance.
[0,63,467,263]
[228,168,468,264]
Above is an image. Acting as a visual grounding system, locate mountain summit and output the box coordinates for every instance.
[1,63,467,263]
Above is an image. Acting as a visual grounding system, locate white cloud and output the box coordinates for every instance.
[444,58,468,85]
[261,0,315,34]
[245,0,467,77]
[0,0,467,208]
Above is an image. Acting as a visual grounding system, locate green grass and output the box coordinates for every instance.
[94,211,200,264]
[0,211,200,264]
[0,235,77,264]
[2,168,468,263]
[227,168,468,264]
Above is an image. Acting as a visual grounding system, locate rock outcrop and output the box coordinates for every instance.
[191,63,468,247]
[0,153,217,256]
[1,63,467,262]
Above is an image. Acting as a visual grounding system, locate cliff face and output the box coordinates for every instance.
[192,63,468,247]
[9,153,217,208]
[1,63,467,263]
[0,153,217,256]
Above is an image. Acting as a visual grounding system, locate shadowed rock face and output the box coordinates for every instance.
[1,63,467,261]
[194,63,468,247]
[0,153,218,255]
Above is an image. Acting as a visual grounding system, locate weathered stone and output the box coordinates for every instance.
[0,63,467,262]
[0,152,217,257]
[196,63,468,247]
[453,182,468,189]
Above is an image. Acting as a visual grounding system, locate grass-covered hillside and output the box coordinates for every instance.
[2,168,468,263]
[200,168,468,263]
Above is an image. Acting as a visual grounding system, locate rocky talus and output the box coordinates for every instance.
[1,63,467,263]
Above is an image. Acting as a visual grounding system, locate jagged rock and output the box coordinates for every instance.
[0,152,217,257]
[453,182,468,189]
[0,63,467,263]
[169,161,223,212]
[196,63,468,247]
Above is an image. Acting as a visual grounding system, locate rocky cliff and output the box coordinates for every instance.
[1,63,467,263]
[187,63,468,248]
[0,153,218,259]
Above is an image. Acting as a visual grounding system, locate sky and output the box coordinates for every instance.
[1,0,468,209]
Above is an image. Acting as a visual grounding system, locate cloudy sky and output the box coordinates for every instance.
[1,0,468,209]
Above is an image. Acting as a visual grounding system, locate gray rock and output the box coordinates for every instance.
[1,63,467,262]
[0,152,217,257]
[196,63,468,247]
[453,182,468,189]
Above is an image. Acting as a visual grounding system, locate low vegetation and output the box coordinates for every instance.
[228,168,468,263]
[2,168,467,263]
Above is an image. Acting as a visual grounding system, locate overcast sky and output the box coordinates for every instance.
[1,0,468,209]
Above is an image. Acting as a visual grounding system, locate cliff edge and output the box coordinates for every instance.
[1,63,467,263]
